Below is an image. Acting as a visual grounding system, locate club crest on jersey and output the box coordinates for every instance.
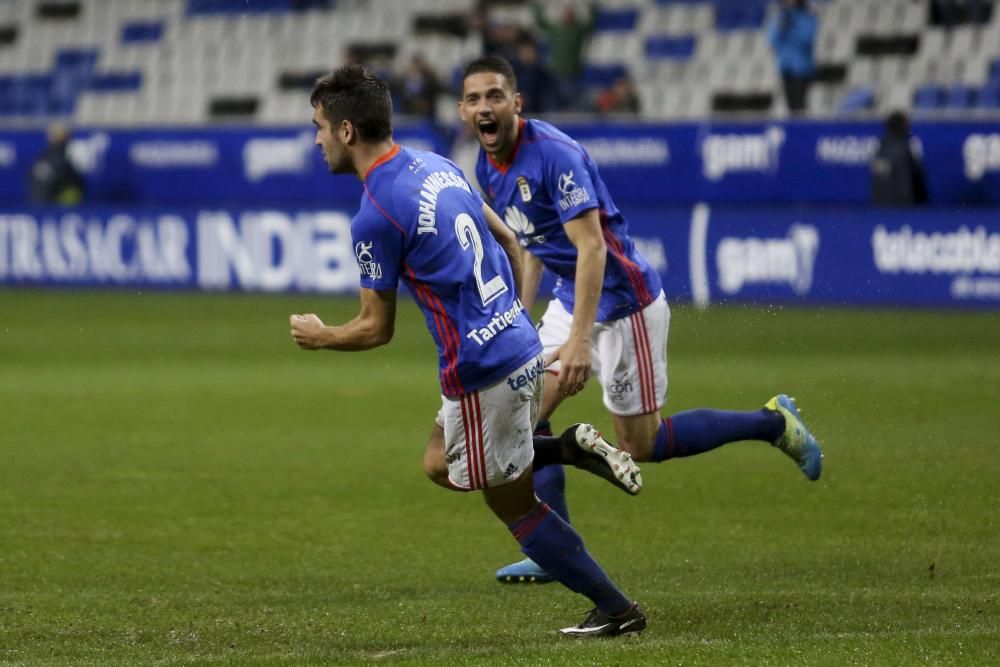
[557,170,589,211]
[355,241,383,280]
[516,175,532,202]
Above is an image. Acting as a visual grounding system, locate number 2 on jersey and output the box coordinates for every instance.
[455,213,508,306]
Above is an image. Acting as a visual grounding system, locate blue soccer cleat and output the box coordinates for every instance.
[495,557,554,584]
[765,394,823,481]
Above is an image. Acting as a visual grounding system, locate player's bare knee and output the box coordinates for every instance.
[423,447,448,484]
[423,429,452,487]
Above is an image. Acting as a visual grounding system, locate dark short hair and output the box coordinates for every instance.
[311,64,392,143]
[886,110,910,137]
[462,56,518,92]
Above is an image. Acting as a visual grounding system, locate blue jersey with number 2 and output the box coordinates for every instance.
[352,145,542,397]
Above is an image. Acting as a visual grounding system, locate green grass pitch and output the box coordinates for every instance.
[1,289,998,666]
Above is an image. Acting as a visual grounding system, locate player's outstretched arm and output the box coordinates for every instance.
[290,288,397,351]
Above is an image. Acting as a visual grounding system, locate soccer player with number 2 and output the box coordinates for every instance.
[290,64,646,637]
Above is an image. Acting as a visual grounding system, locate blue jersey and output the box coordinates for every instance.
[353,145,542,397]
[476,118,662,322]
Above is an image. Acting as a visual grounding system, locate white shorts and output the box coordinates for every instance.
[434,355,543,491]
[538,291,670,417]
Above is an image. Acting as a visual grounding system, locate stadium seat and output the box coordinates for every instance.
[978,83,1000,109]
[714,0,767,32]
[0,0,993,124]
[645,35,697,60]
[913,84,945,110]
[87,71,143,92]
[944,85,978,109]
[581,63,629,90]
[120,19,165,44]
[594,8,639,32]
[836,86,875,114]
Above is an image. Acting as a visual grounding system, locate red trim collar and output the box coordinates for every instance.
[486,117,526,174]
[365,144,401,180]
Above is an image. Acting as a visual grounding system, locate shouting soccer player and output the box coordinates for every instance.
[454,56,824,584]
[289,64,646,636]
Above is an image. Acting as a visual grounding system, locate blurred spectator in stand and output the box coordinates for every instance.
[930,0,962,26]
[871,111,929,207]
[511,39,559,113]
[930,0,992,25]
[966,0,993,23]
[29,123,84,205]
[533,1,595,108]
[767,0,817,115]
[595,75,640,115]
[394,54,442,122]
[469,2,529,62]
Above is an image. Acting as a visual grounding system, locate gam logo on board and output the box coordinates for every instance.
[701,127,785,181]
[963,133,1000,181]
[67,132,110,174]
[716,224,820,295]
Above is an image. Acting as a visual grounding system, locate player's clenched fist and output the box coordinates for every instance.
[290,313,326,349]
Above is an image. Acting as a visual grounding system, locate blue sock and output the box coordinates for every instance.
[532,465,570,524]
[651,408,785,462]
[508,502,631,616]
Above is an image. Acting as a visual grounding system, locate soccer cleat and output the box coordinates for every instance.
[495,557,554,584]
[565,423,642,496]
[559,603,647,637]
[765,394,823,481]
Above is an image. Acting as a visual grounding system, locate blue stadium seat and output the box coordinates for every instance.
[121,20,165,44]
[836,86,874,114]
[989,58,1000,85]
[187,0,332,15]
[594,8,639,32]
[977,83,1000,109]
[88,72,143,92]
[581,64,628,89]
[715,0,767,31]
[944,85,977,109]
[10,75,52,116]
[0,76,14,116]
[51,70,87,112]
[913,85,945,110]
[645,35,697,60]
[55,48,99,71]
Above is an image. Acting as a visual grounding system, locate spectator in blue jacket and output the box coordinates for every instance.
[767,0,817,114]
